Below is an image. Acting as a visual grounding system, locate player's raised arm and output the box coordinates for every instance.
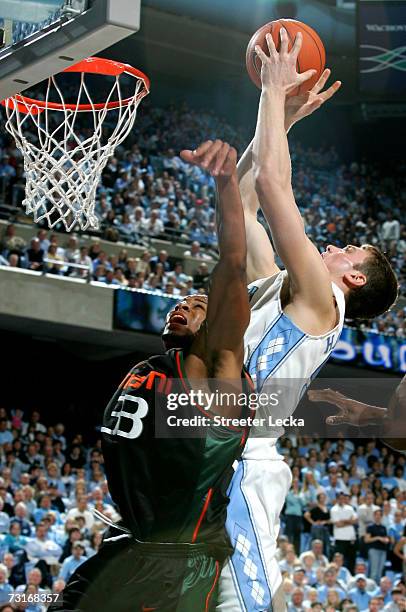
[237,141,280,283]
[252,29,339,330]
[180,140,250,377]
[237,70,341,284]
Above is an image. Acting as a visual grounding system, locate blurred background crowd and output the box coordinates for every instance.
[0,408,402,611]
[0,101,404,337]
[279,436,406,611]
[0,407,108,611]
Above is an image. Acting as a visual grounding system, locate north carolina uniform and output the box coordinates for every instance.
[218,271,345,611]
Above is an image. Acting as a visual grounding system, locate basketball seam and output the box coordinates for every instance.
[291,22,325,77]
[252,23,275,80]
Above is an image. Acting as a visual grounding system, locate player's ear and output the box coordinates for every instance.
[343,270,367,289]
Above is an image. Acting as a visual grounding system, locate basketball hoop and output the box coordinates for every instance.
[1,57,150,232]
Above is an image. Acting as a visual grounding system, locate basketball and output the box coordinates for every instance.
[246,19,326,96]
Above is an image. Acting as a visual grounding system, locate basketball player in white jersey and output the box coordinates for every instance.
[217,28,398,611]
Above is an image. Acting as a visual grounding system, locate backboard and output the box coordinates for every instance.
[0,0,141,100]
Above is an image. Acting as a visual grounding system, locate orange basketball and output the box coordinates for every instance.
[246,19,326,97]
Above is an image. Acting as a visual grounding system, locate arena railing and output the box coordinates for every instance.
[42,259,92,282]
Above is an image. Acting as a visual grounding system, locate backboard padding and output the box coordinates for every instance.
[0,0,141,99]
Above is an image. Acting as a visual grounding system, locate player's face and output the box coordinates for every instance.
[162,295,208,349]
[321,244,371,285]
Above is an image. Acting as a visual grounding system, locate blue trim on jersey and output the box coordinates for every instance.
[228,559,247,611]
[310,354,331,382]
[226,461,271,611]
[247,313,306,391]
[309,333,340,382]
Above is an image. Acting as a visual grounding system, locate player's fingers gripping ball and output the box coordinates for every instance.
[246,19,326,96]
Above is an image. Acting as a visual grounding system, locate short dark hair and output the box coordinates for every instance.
[345,247,398,319]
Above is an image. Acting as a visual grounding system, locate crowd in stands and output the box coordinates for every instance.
[279,436,406,611]
[0,407,109,611]
[0,101,404,336]
[0,224,212,297]
[0,402,402,611]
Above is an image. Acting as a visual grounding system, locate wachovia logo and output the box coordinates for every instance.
[360,44,406,73]
[366,24,406,32]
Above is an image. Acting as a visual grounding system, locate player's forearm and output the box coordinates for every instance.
[215,173,247,266]
[238,142,262,219]
[252,89,305,242]
[253,88,291,188]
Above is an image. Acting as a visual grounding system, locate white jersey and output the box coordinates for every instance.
[242,270,346,458]
[217,272,346,612]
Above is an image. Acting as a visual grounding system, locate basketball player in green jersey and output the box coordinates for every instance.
[50,139,254,612]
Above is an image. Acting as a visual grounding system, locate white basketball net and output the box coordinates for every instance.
[3,69,148,232]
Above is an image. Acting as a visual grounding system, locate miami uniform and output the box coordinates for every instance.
[51,349,250,612]
[218,270,345,611]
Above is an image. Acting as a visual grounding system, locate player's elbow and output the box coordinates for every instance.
[254,169,289,196]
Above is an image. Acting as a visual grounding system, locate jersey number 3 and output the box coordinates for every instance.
[101,395,148,440]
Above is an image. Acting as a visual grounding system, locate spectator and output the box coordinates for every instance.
[25,239,44,272]
[348,574,371,611]
[184,241,212,260]
[279,545,299,574]
[44,245,65,275]
[381,212,400,249]
[365,508,390,583]
[149,250,170,273]
[65,496,94,531]
[25,523,62,587]
[13,503,33,537]
[14,568,47,594]
[383,588,406,611]
[331,551,352,586]
[299,539,328,570]
[393,533,406,575]
[0,564,13,604]
[379,577,394,607]
[3,522,27,554]
[71,246,92,279]
[304,492,331,558]
[58,542,87,583]
[284,478,304,554]
[330,492,357,573]
[0,500,10,534]
[0,422,13,447]
[358,492,380,549]
[35,230,49,254]
[316,566,347,604]
[288,587,306,612]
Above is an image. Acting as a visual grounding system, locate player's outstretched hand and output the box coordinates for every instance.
[255,27,316,95]
[180,140,237,177]
[285,68,342,130]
